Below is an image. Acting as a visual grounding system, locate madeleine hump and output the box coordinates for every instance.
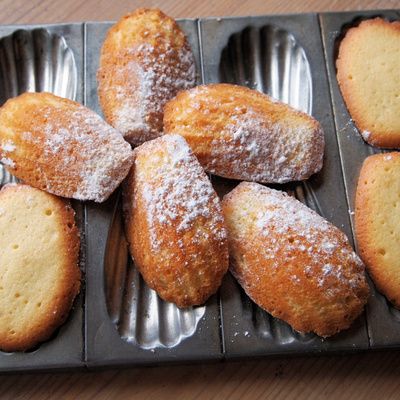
[98,8,196,146]
[164,83,324,183]
[0,92,133,202]
[222,182,369,337]
[123,134,229,308]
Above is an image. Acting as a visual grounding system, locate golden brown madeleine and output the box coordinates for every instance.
[0,92,133,202]
[98,8,196,146]
[355,152,400,307]
[123,134,228,308]
[336,18,400,148]
[222,182,369,337]
[0,184,80,352]
[164,83,324,183]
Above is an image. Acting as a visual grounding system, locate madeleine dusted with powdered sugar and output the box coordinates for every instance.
[0,92,133,202]
[123,134,228,308]
[98,8,196,146]
[164,84,324,183]
[222,182,369,337]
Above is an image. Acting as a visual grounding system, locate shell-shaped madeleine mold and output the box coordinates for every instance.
[219,25,319,344]
[0,28,77,186]
[219,25,312,114]
[104,203,205,349]
[0,28,77,102]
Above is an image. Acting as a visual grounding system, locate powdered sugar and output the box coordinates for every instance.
[229,182,367,299]
[134,135,226,251]
[361,130,371,140]
[0,157,15,167]
[103,42,195,146]
[12,96,133,202]
[0,141,16,168]
[253,187,331,237]
[168,85,324,183]
[1,141,16,153]
[210,108,323,183]
[321,241,336,253]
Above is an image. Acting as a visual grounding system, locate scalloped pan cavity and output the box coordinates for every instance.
[219,25,312,113]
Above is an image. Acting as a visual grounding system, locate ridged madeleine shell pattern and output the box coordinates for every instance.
[104,197,206,349]
[0,28,77,186]
[219,25,320,343]
[220,25,312,113]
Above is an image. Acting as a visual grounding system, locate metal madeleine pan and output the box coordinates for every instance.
[0,9,398,373]
[84,20,223,368]
[320,9,400,349]
[199,13,370,358]
[0,23,84,372]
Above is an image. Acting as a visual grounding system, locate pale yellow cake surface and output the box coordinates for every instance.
[355,152,400,307]
[0,184,80,351]
[337,18,400,148]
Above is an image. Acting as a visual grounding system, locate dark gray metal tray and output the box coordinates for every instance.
[0,9,398,372]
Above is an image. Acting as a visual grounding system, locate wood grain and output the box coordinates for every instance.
[0,0,398,23]
[0,1,399,399]
[0,352,400,399]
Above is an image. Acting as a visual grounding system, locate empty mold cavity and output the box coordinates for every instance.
[104,200,205,349]
[219,25,312,113]
[219,25,323,344]
[0,28,77,104]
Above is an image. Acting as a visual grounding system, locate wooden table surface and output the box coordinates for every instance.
[0,0,399,399]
